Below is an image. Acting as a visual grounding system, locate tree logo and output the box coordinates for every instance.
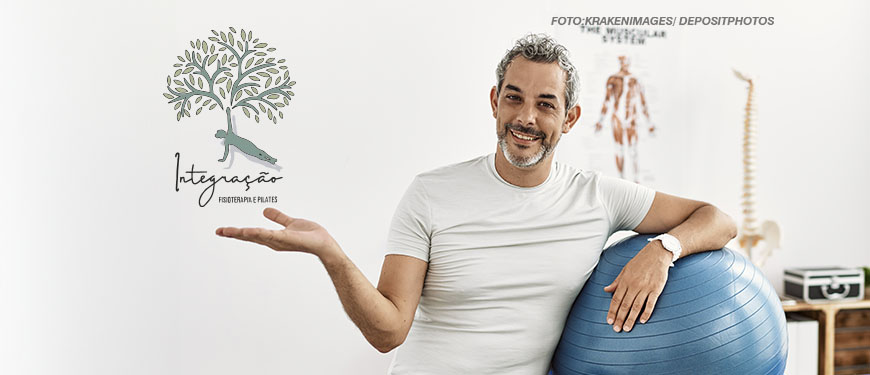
[164,27,294,165]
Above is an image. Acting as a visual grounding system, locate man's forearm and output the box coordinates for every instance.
[668,204,737,257]
[318,249,405,353]
[607,201,738,332]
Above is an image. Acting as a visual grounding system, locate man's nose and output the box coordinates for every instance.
[515,101,536,126]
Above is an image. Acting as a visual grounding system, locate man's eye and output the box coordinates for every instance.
[507,95,520,101]
[540,102,555,109]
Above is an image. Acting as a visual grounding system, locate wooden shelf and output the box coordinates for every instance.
[784,296,870,313]
[782,295,870,375]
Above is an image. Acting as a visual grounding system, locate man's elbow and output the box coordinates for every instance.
[725,211,738,240]
[714,205,738,242]
[368,322,409,353]
[375,343,397,354]
[728,219,738,241]
[373,334,406,353]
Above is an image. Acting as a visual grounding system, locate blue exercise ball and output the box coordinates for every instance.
[551,234,788,375]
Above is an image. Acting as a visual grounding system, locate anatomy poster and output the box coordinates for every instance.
[550,23,685,192]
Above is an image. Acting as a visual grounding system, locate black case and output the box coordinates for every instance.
[784,267,864,303]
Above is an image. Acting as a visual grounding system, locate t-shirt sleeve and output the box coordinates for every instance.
[597,174,656,234]
[385,177,432,262]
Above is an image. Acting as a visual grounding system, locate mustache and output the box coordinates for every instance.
[503,123,545,139]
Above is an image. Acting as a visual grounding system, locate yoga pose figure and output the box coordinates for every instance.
[214,107,277,165]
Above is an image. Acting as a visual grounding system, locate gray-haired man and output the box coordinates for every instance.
[217,34,736,374]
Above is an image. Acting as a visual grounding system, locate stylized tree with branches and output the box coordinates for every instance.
[163,27,295,165]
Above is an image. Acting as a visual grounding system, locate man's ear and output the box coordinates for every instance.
[562,104,582,133]
[490,86,498,118]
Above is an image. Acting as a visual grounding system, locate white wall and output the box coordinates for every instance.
[675,1,870,291]
[1,0,867,374]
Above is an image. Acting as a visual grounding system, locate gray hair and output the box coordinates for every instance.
[495,34,580,112]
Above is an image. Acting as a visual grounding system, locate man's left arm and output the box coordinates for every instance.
[605,191,737,333]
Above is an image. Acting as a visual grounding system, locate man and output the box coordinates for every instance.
[216,34,736,374]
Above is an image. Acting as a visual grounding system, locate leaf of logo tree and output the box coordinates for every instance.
[165,27,295,127]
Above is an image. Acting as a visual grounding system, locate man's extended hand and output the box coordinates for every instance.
[603,243,671,332]
[216,207,340,258]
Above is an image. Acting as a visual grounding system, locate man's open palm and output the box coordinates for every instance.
[216,207,338,256]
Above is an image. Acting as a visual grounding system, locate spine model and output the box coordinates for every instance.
[733,69,781,268]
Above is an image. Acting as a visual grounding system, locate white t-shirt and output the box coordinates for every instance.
[385,153,655,375]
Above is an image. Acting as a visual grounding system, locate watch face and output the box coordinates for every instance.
[663,237,680,252]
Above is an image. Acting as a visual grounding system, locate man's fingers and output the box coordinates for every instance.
[217,226,275,245]
[603,278,618,292]
[242,228,278,248]
[239,227,276,244]
[217,226,258,240]
[606,285,626,325]
[218,226,248,239]
[623,292,647,332]
[639,292,659,324]
[613,290,638,332]
[604,272,622,292]
[216,226,239,237]
[217,226,309,253]
[263,207,294,227]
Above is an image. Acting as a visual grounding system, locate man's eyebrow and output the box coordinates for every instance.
[505,84,558,101]
[505,84,523,93]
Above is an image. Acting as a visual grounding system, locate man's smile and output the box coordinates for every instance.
[510,129,540,142]
[505,124,545,147]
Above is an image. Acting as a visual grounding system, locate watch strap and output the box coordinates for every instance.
[648,233,682,267]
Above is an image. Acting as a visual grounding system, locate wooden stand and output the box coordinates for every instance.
[783,295,870,375]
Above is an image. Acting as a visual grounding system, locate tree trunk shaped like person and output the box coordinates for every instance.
[215,107,276,164]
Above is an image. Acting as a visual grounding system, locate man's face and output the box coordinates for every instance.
[491,57,577,168]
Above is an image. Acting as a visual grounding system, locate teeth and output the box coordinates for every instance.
[511,130,537,141]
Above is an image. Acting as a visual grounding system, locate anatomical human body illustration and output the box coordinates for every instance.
[594,56,655,182]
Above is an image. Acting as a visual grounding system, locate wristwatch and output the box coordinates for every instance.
[648,233,682,267]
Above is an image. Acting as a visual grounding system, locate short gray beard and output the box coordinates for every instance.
[497,131,555,168]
